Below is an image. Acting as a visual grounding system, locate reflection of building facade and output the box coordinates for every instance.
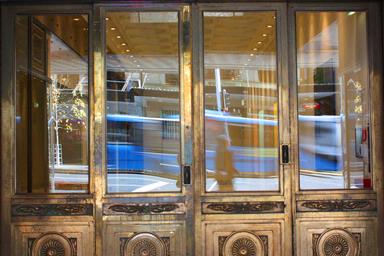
[1,1,384,255]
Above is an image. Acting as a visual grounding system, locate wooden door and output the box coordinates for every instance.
[1,2,383,256]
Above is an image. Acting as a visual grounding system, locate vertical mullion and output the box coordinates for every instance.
[180,5,194,255]
[27,16,33,193]
[1,6,15,256]
[287,4,299,256]
[368,2,384,254]
[92,4,105,256]
[192,4,204,256]
[278,3,294,256]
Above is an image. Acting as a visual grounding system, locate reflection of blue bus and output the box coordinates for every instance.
[106,111,344,179]
[107,114,180,179]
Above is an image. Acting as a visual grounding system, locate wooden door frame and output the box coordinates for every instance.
[288,2,384,255]
[1,4,94,256]
[1,1,383,255]
[93,3,194,256]
[192,3,291,255]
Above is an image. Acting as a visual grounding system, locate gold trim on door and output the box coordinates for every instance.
[0,2,383,256]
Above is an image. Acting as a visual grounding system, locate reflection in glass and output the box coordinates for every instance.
[296,12,370,189]
[106,12,180,193]
[16,15,89,193]
[204,12,279,192]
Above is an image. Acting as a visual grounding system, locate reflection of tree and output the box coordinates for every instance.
[49,75,87,166]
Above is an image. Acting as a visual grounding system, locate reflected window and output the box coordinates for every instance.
[105,12,181,193]
[203,12,279,192]
[16,15,89,193]
[296,12,370,190]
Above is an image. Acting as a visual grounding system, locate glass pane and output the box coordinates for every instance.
[16,15,89,193]
[296,12,370,190]
[204,12,279,192]
[105,12,180,193]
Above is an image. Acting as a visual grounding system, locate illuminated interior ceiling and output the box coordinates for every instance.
[204,12,276,54]
[105,11,279,72]
[35,15,89,58]
[106,11,276,54]
[203,12,277,71]
[106,12,178,56]
[33,12,338,61]
[105,12,178,73]
[32,11,350,79]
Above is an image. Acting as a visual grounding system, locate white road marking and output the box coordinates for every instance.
[160,163,179,167]
[207,181,218,191]
[132,181,169,192]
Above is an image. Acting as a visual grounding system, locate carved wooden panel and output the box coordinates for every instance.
[12,222,93,256]
[103,203,185,215]
[296,200,376,212]
[12,204,93,217]
[296,218,377,256]
[202,201,285,214]
[104,221,184,255]
[203,220,283,256]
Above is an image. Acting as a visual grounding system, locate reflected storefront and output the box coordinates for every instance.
[1,1,384,256]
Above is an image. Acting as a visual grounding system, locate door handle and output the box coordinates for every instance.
[281,144,290,164]
[183,165,191,185]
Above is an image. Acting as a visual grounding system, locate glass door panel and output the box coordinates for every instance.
[105,11,181,193]
[203,11,279,192]
[296,11,371,190]
[101,7,190,256]
[15,14,90,193]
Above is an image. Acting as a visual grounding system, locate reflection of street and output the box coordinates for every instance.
[107,174,178,193]
[54,173,281,192]
[53,171,362,193]
[206,177,278,191]
[300,174,343,189]
[54,173,178,193]
[300,171,362,189]
[52,164,363,192]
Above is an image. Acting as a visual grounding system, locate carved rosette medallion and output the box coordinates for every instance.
[32,233,73,256]
[316,229,359,256]
[223,232,264,256]
[124,233,166,256]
